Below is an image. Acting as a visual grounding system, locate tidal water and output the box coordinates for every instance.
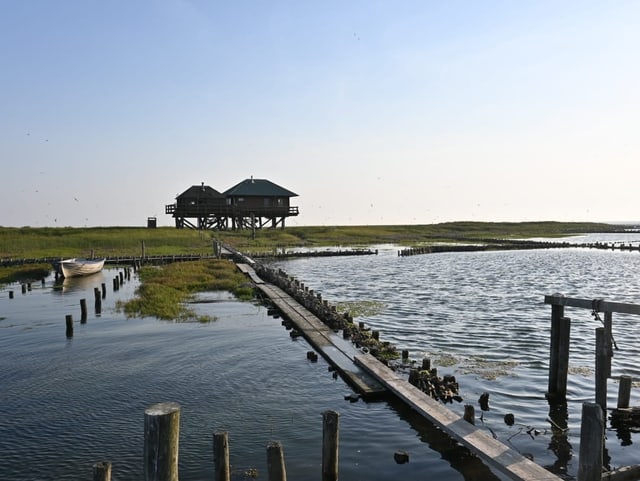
[2,235,640,480]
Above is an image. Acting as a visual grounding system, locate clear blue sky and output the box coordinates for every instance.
[2,1,638,227]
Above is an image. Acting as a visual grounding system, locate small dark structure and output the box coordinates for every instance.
[165,178,298,230]
[166,183,227,230]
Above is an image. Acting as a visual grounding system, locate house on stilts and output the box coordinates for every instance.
[165,177,299,230]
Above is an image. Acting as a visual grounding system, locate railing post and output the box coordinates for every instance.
[595,328,608,411]
[547,295,571,401]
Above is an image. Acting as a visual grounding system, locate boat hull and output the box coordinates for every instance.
[59,258,105,278]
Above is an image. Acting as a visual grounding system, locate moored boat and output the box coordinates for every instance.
[59,258,105,278]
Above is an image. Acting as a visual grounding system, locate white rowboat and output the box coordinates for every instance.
[59,258,105,278]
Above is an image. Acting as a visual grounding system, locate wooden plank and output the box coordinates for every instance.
[253,282,386,397]
[544,295,640,316]
[236,263,264,284]
[355,354,563,481]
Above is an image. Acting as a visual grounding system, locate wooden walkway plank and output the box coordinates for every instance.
[236,263,264,284]
[253,281,386,398]
[355,354,563,481]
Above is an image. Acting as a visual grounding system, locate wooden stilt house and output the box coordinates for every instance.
[224,177,299,229]
[165,183,227,230]
[165,178,299,230]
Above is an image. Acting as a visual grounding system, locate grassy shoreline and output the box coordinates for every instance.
[0,221,625,259]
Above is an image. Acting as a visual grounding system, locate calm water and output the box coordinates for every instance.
[2,236,640,480]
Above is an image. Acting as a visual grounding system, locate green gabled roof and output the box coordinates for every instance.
[177,184,225,199]
[224,178,298,197]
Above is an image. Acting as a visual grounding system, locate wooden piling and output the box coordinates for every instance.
[548,299,570,400]
[101,283,106,299]
[21,283,26,294]
[9,290,13,299]
[94,288,102,314]
[267,441,287,481]
[93,461,112,481]
[595,327,608,411]
[577,402,604,481]
[422,358,431,371]
[603,312,613,378]
[213,431,230,481]
[617,375,632,409]
[119,271,124,285]
[66,314,73,338]
[144,402,180,481]
[322,410,339,481]
[80,299,88,323]
[463,405,475,425]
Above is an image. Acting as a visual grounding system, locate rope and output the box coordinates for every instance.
[591,298,619,350]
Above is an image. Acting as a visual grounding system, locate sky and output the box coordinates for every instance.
[1,1,639,227]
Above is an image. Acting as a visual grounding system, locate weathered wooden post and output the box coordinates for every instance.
[80,299,88,323]
[267,441,287,481]
[101,282,106,299]
[144,402,180,481]
[141,240,146,259]
[9,290,14,299]
[94,288,102,314]
[65,314,73,338]
[213,431,230,481]
[463,405,475,425]
[547,295,571,401]
[618,375,632,409]
[595,327,608,411]
[21,283,26,294]
[577,403,604,481]
[322,410,339,481]
[93,461,112,481]
[119,271,124,285]
[603,312,613,378]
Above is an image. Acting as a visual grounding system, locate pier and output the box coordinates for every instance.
[237,263,386,398]
[238,261,563,481]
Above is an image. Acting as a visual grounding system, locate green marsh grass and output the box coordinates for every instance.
[119,259,253,322]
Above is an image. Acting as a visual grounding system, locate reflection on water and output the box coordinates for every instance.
[52,270,107,294]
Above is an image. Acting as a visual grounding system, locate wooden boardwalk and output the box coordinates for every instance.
[238,262,562,481]
[356,354,562,481]
[237,263,386,398]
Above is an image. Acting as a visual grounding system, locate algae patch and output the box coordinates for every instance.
[334,300,386,317]
[460,356,519,380]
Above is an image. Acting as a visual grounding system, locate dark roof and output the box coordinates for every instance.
[224,178,298,197]
[177,184,225,199]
